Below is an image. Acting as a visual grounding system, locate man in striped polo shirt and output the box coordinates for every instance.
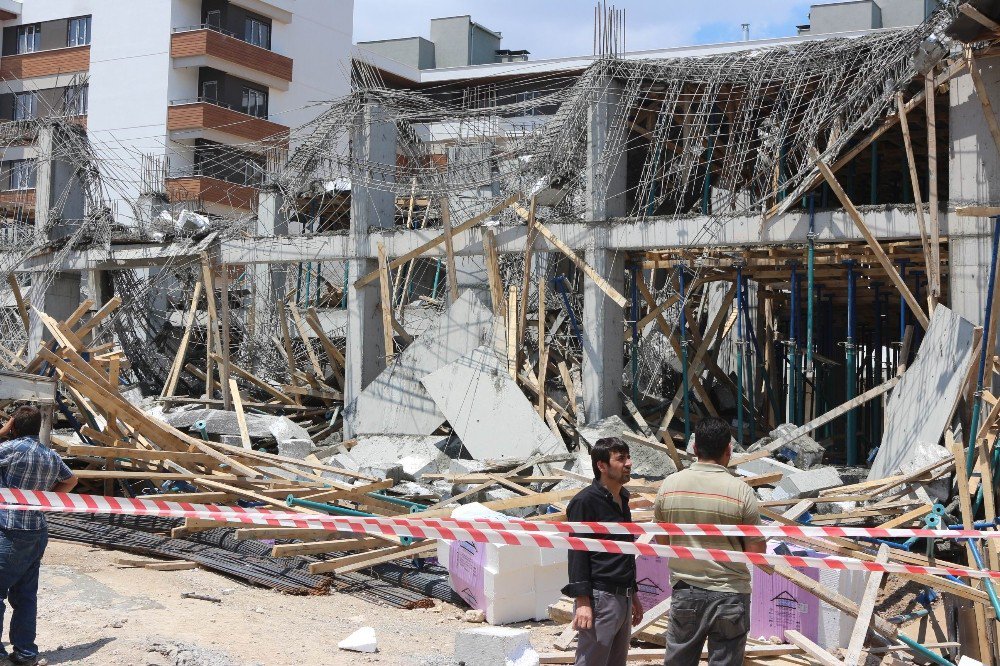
[655,416,765,666]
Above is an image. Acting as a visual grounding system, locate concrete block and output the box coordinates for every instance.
[768,423,824,469]
[359,463,404,483]
[870,305,976,480]
[217,435,244,447]
[455,627,539,666]
[736,456,799,483]
[347,290,497,435]
[774,467,843,499]
[886,442,951,503]
[421,347,564,460]
[350,434,450,482]
[338,626,377,653]
[277,438,312,460]
[578,415,675,479]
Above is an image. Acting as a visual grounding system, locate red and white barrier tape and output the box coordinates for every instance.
[2,489,999,581]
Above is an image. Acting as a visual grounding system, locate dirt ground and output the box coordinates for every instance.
[26,540,562,666]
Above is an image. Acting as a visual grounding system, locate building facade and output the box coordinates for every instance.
[0,0,353,220]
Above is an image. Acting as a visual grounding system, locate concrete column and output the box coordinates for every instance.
[586,75,627,223]
[33,125,85,242]
[582,243,625,423]
[949,67,1000,325]
[344,105,397,436]
[580,75,627,423]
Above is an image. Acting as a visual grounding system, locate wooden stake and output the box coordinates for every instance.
[440,198,460,304]
[518,196,539,357]
[537,267,548,418]
[507,285,518,380]
[531,219,627,307]
[482,227,506,318]
[896,91,934,280]
[377,242,396,365]
[229,378,252,450]
[844,544,890,666]
[6,273,29,333]
[810,148,930,329]
[161,281,203,399]
[924,72,941,307]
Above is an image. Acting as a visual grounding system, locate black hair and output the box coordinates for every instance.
[694,417,732,461]
[12,405,41,437]
[591,437,630,479]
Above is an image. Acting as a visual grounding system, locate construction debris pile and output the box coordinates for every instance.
[2,0,1000,664]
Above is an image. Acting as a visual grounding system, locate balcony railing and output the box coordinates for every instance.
[170,25,292,86]
[169,95,267,120]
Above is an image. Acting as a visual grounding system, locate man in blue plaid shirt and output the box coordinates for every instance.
[0,406,77,665]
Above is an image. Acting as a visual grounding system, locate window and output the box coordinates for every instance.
[67,16,91,47]
[9,160,35,190]
[205,10,222,30]
[16,24,40,54]
[244,15,270,49]
[13,92,36,121]
[241,87,267,118]
[64,85,88,116]
[201,80,218,103]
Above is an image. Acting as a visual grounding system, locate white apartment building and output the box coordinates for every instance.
[0,0,353,220]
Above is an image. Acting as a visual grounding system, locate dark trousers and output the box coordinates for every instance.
[574,589,631,666]
[0,528,47,658]
[663,587,750,666]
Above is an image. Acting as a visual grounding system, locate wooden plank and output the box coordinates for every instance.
[656,286,736,440]
[74,295,122,339]
[64,446,216,465]
[844,544,889,666]
[896,91,933,282]
[957,206,1000,217]
[376,242,396,364]
[532,220,627,307]
[961,3,1000,32]
[517,196,539,357]
[482,227,505,318]
[507,286,518,380]
[308,542,437,574]
[6,273,29,332]
[783,630,841,666]
[810,148,929,329]
[287,301,323,377]
[214,355,295,404]
[161,281,203,399]
[228,378,252,450]
[439,198,460,304]
[924,72,941,306]
[305,307,346,368]
[951,431,995,666]
[356,192,522,288]
[731,376,900,466]
[277,299,297,382]
[877,505,935,529]
[271,537,389,557]
[537,268,548,418]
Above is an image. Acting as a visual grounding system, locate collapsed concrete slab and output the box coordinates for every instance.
[346,290,496,436]
[421,346,564,460]
[736,456,800,483]
[869,305,976,480]
[160,408,311,445]
[577,415,676,479]
[454,627,538,666]
[761,423,824,469]
[350,434,450,481]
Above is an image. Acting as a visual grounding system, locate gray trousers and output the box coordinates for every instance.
[574,589,631,666]
[663,587,750,666]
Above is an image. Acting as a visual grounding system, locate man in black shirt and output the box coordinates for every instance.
[562,437,643,665]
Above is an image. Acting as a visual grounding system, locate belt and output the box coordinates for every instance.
[672,581,712,592]
[592,581,633,596]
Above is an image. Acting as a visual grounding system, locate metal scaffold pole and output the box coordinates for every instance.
[736,264,745,446]
[787,262,799,425]
[806,194,816,422]
[679,267,692,442]
[844,260,858,466]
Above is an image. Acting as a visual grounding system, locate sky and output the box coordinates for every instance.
[352,1,825,61]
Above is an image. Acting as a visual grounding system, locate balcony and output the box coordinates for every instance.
[0,45,90,81]
[166,175,257,212]
[171,27,292,91]
[167,99,288,147]
[0,188,35,210]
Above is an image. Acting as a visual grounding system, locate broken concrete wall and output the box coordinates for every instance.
[869,305,975,479]
[422,346,564,459]
[346,291,497,435]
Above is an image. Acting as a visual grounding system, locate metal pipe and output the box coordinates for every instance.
[679,268,692,442]
[736,265,745,446]
[967,537,1000,620]
[967,215,1000,475]
[740,276,756,443]
[630,264,640,403]
[287,495,373,517]
[555,275,584,346]
[845,260,858,465]
[895,636,956,666]
[806,194,816,423]
[431,259,443,300]
[788,262,798,424]
[366,493,428,511]
[870,139,879,205]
